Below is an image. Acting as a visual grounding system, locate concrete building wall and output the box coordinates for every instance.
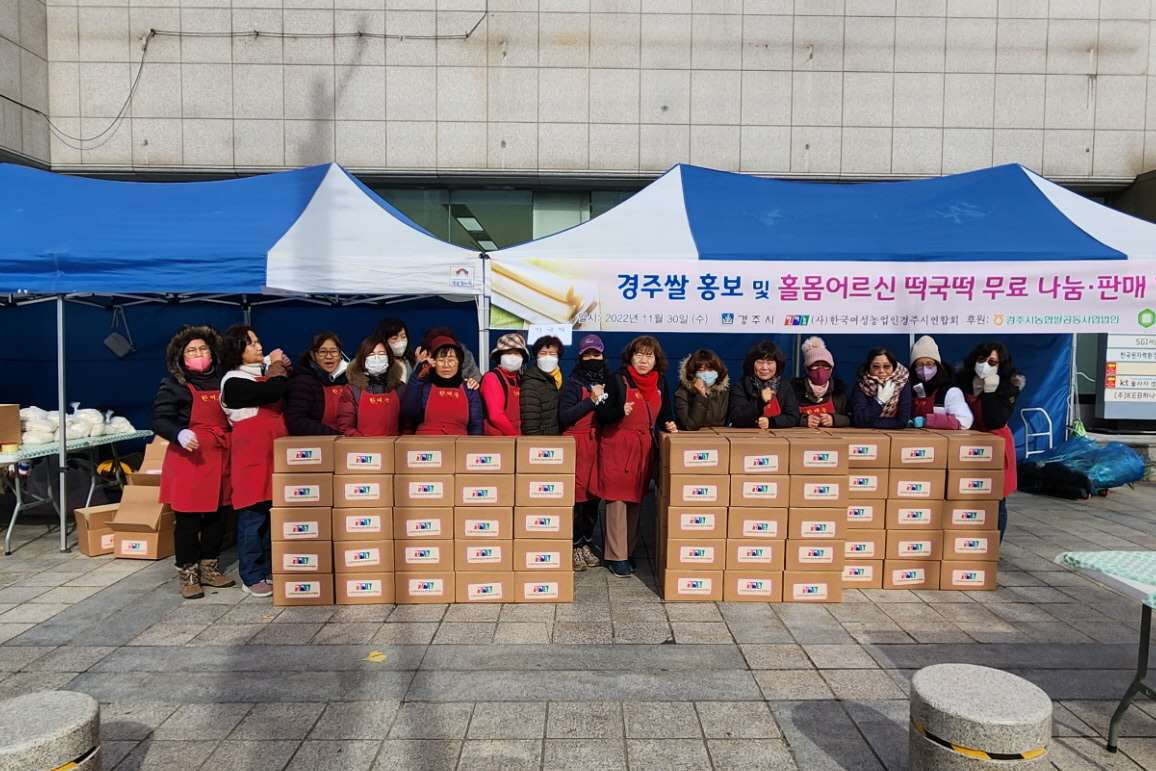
[1,0,50,165]
[39,0,1156,183]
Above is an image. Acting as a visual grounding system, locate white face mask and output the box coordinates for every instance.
[389,339,408,356]
[537,355,559,374]
[500,354,523,373]
[365,354,390,375]
[975,362,996,378]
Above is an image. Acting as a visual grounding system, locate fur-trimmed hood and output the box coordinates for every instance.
[677,355,730,394]
[345,357,404,392]
[165,325,222,385]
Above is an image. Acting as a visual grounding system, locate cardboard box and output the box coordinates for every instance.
[456,539,513,572]
[726,434,789,475]
[516,435,577,474]
[335,572,395,604]
[940,560,999,590]
[273,435,338,473]
[845,501,883,530]
[394,436,456,472]
[889,469,945,500]
[885,500,944,529]
[455,436,517,474]
[883,560,940,590]
[662,571,723,602]
[729,476,785,507]
[726,508,788,540]
[272,473,334,508]
[516,474,577,507]
[943,531,1001,562]
[514,571,575,602]
[663,505,727,539]
[661,434,730,475]
[455,571,514,602]
[126,471,163,487]
[393,508,452,539]
[788,476,847,508]
[334,475,394,508]
[454,507,513,539]
[332,508,391,541]
[395,572,455,603]
[334,539,394,573]
[847,469,889,500]
[885,530,942,561]
[942,500,999,530]
[394,474,455,507]
[831,430,890,469]
[457,474,515,507]
[884,431,948,469]
[394,539,453,572]
[946,470,1006,500]
[785,540,844,571]
[271,507,333,541]
[783,571,843,602]
[945,431,1005,469]
[75,503,118,557]
[334,436,396,474]
[786,434,849,474]
[514,507,573,539]
[665,539,726,570]
[273,574,335,606]
[723,570,784,602]
[111,485,175,532]
[513,539,570,571]
[843,530,886,561]
[842,560,883,589]
[272,540,334,573]
[664,475,728,507]
[787,508,843,540]
[725,539,785,571]
[113,528,175,560]
[129,439,167,485]
[0,404,21,447]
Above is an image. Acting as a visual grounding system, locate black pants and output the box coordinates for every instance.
[174,508,228,568]
[573,498,601,546]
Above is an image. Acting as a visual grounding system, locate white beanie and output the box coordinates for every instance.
[910,335,942,365]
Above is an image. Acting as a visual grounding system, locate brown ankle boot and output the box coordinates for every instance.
[198,559,236,588]
[177,564,204,599]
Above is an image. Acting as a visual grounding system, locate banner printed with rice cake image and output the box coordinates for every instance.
[488,259,602,330]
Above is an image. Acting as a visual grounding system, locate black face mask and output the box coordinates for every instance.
[577,358,607,383]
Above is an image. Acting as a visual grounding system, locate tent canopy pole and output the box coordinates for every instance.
[56,295,68,553]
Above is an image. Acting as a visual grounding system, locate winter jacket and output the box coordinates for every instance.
[284,358,348,436]
[789,377,852,427]
[151,325,225,442]
[400,365,484,435]
[728,375,800,428]
[673,357,730,431]
[336,358,406,437]
[595,367,674,432]
[521,365,562,435]
[954,373,1024,431]
[559,364,604,430]
[849,379,913,429]
[220,364,291,424]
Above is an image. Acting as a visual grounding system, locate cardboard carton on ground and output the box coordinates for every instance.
[663,505,727,539]
[726,434,789,475]
[946,470,1006,500]
[129,439,168,485]
[944,431,1005,470]
[332,508,391,541]
[788,476,847,508]
[334,475,394,508]
[454,507,513,540]
[847,469,889,500]
[392,508,452,540]
[271,473,334,508]
[661,434,730,475]
[74,503,118,556]
[843,530,886,562]
[513,539,570,571]
[723,570,784,602]
[883,431,948,470]
[394,539,454,572]
[456,474,515,507]
[455,571,514,603]
[515,474,577,507]
[113,528,175,560]
[334,572,394,604]
[885,500,944,530]
[394,474,455,507]
[455,437,517,474]
[271,540,334,574]
[664,539,726,570]
[455,539,513,572]
[724,539,785,571]
[942,500,999,530]
[889,469,945,501]
[394,437,456,472]
[787,508,843,540]
[785,434,849,475]
[111,485,174,532]
[729,476,785,507]
[783,571,843,603]
[885,530,943,561]
[514,571,574,602]
[662,570,723,602]
[942,531,1001,562]
[827,429,889,469]
[939,560,999,590]
[517,435,577,474]
[666,475,729,507]
[883,560,941,590]
[513,507,573,539]
[274,574,335,606]
[725,508,788,540]
[842,560,883,589]
[844,501,883,530]
[334,539,394,573]
[334,436,396,475]
[273,435,338,473]
[270,507,332,542]
[784,540,845,572]
[395,572,455,603]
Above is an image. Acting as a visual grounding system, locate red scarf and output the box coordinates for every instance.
[629,366,659,401]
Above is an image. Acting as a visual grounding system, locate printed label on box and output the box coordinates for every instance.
[525,581,559,599]
[682,448,720,468]
[344,483,381,501]
[344,548,382,567]
[843,565,875,582]
[848,444,878,461]
[529,482,565,500]
[743,454,780,473]
[845,541,876,558]
[119,539,149,556]
[286,447,323,466]
[523,514,561,533]
[528,447,566,465]
[408,578,445,596]
[284,485,321,503]
[100,532,116,549]
[737,579,775,597]
[950,568,988,586]
[406,450,443,468]
[286,581,321,598]
[404,546,442,564]
[346,452,382,471]
[462,486,499,504]
[792,582,828,600]
[951,508,987,526]
[681,484,719,502]
[407,481,445,499]
[901,446,935,463]
[282,553,319,570]
[679,546,717,563]
[283,521,320,539]
[467,581,503,600]
[678,577,714,595]
[679,513,717,531]
[847,506,875,524]
[524,550,562,569]
[797,545,837,564]
[892,568,926,586]
[464,453,503,471]
[736,546,774,564]
[953,537,992,555]
[742,520,779,538]
[803,482,840,501]
[898,540,933,557]
[800,520,836,538]
[849,476,879,493]
[346,579,383,598]
[741,481,778,499]
[465,519,500,536]
[896,480,932,498]
[466,546,503,564]
[898,508,933,525]
[802,450,839,468]
[406,519,442,537]
[346,514,382,534]
[958,478,994,494]
[959,445,995,462]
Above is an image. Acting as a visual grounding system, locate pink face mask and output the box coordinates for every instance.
[184,356,212,373]
[807,368,833,386]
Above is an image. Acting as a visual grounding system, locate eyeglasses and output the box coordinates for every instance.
[315,349,341,358]
[434,355,459,363]
[183,346,211,356]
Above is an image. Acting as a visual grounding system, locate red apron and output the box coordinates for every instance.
[229,386,288,510]
[912,387,938,418]
[417,384,470,435]
[798,397,836,417]
[594,383,660,503]
[563,386,599,503]
[964,392,1017,498]
[321,384,343,431]
[357,389,401,437]
[483,372,522,436]
[160,385,231,512]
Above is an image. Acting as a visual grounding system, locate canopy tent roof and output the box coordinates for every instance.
[493,163,1156,262]
[0,163,481,297]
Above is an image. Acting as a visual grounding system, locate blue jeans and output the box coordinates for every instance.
[997,497,1008,542]
[236,502,272,586]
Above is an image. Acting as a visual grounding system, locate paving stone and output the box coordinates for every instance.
[0,670,75,698]
[554,603,611,623]
[551,621,613,643]
[189,623,263,646]
[409,670,762,702]
[611,622,672,644]
[387,604,447,622]
[99,702,181,740]
[741,644,811,670]
[371,622,438,645]
[492,622,551,644]
[443,603,502,622]
[30,585,105,604]
[823,668,909,700]
[622,701,702,738]
[695,701,782,739]
[160,603,231,623]
[229,702,326,740]
[843,699,910,771]
[498,604,556,623]
[309,701,399,740]
[91,645,426,673]
[670,622,733,644]
[100,739,137,770]
[250,622,325,645]
[371,739,461,770]
[0,645,52,671]
[457,739,542,771]
[311,623,382,645]
[771,700,886,771]
[111,738,221,771]
[803,644,878,669]
[0,602,69,623]
[626,738,711,770]
[388,702,474,739]
[127,622,210,646]
[421,644,745,672]
[329,605,394,623]
[218,605,281,624]
[271,606,337,623]
[754,670,836,701]
[706,738,799,770]
[1051,701,1100,738]
[542,738,627,770]
[284,740,381,771]
[432,622,496,644]
[1047,736,1149,770]
[200,740,300,771]
[546,701,623,739]
[152,703,253,740]
[467,702,547,739]
[1062,699,1156,738]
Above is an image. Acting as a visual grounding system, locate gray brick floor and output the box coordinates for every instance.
[2,487,1156,769]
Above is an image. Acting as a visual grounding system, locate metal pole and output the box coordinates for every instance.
[1068,333,1079,436]
[56,296,69,552]
[477,254,489,367]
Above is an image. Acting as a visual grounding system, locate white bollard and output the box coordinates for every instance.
[0,691,100,771]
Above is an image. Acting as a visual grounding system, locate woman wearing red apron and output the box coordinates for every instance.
[336,337,406,436]
[729,340,801,428]
[789,336,851,428]
[220,325,292,598]
[957,342,1023,541]
[559,334,608,572]
[151,325,236,600]
[400,335,484,436]
[480,333,529,436]
[908,335,973,430]
[594,336,677,578]
[284,331,347,436]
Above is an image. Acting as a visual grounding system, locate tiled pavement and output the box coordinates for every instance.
[2,488,1156,769]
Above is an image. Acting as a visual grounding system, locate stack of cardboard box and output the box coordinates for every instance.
[76,437,171,558]
[270,435,338,605]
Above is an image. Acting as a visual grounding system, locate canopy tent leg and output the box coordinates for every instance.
[1069,333,1079,437]
[477,254,490,367]
[57,296,69,553]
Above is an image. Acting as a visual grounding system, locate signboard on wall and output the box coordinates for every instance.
[1097,334,1156,420]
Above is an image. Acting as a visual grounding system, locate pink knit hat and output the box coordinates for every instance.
[801,336,833,368]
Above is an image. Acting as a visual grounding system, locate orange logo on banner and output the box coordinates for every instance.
[1106,375,1117,388]
[1106,362,1117,374]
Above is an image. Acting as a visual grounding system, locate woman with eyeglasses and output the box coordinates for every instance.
[401,334,483,435]
[220,324,292,598]
[151,325,236,600]
[284,330,347,436]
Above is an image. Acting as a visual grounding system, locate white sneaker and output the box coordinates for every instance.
[242,581,273,598]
